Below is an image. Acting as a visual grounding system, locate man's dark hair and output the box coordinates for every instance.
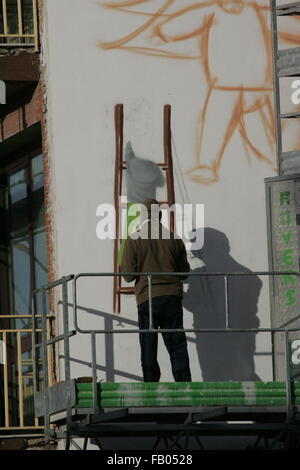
[142,198,162,221]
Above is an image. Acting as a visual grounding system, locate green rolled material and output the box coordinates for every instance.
[75,381,300,408]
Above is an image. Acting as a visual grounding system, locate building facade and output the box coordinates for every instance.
[1,0,300,449]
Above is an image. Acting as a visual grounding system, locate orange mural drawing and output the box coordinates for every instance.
[98,0,300,184]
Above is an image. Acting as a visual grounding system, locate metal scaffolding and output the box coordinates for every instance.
[270,0,300,174]
[32,271,300,450]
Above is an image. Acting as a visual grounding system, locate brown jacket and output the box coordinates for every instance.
[121,222,190,305]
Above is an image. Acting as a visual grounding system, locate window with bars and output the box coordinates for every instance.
[0,148,49,429]
[0,0,38,49]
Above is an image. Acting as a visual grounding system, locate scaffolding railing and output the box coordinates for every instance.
[32,271,300,444]
[270,0,300,174]
[0,0,39,50]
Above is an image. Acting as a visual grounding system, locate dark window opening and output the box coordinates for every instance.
[0,146,48,427]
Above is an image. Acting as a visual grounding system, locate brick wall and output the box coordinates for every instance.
[40,80,56,287]
[0,81,43,141]
[37,0,55,287]
[0,0,56,321]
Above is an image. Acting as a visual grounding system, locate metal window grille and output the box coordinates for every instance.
[0,0,38,50]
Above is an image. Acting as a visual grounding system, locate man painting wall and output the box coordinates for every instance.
[121,199,192,382]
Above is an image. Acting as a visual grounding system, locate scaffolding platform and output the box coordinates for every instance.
[32,272,300,450]
[34,378,300,450]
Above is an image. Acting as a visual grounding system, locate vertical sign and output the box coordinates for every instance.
[266,176,300,380]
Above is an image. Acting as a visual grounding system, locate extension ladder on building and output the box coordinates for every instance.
[270,0,300,174]
[113,104,176,313]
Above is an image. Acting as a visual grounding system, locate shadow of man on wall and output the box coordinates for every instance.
[183,227,262,381]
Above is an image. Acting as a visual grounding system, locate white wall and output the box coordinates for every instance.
[42,0,300,385]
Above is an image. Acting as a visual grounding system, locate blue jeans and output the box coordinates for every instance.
[137,295,192,382]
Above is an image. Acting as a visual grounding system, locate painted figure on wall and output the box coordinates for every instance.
[125,141,165,203]
[99,0,300,183]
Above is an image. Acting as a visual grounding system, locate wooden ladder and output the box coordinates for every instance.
[113,104,176,313]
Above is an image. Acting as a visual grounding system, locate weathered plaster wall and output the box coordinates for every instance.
[41,0,300,387]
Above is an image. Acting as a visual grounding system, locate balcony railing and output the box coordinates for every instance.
[0,0,38,51]
[0,313,52,434]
